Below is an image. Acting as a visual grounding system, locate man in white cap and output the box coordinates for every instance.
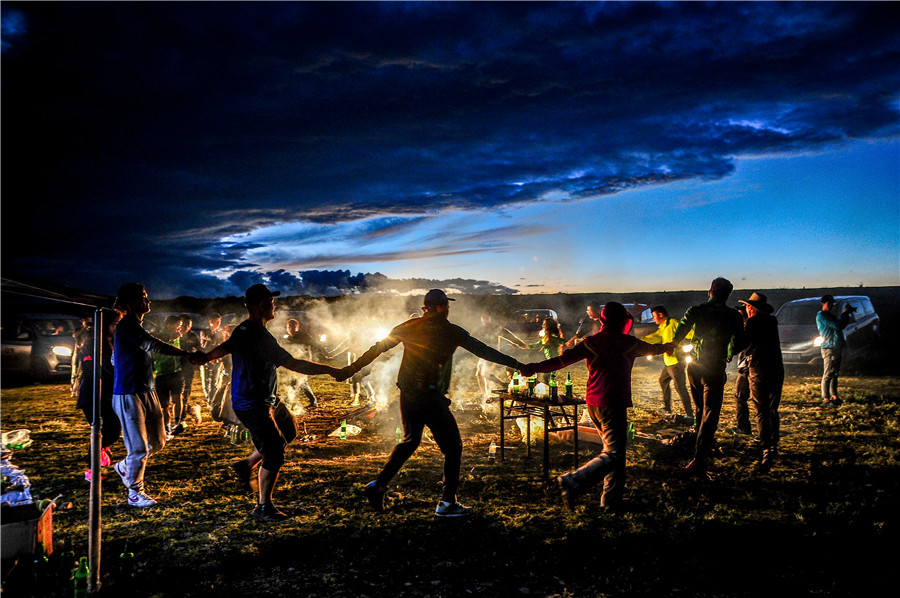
[339,289,527,517]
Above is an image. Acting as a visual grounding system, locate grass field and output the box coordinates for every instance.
[2,359,898,597]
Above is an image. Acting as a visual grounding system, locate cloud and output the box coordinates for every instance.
[2,2,898,296]
[215,269,517,299]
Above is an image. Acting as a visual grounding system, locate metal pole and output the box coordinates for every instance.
[88,309,103,593]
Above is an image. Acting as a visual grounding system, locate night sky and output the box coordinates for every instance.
[2,2,898,299]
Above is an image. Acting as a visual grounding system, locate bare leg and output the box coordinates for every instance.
[258,466,278,505]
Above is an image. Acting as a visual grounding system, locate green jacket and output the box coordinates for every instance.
[641,317,692,367]
[528,334,566,360]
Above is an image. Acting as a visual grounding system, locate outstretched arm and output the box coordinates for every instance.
[283,357,342,377]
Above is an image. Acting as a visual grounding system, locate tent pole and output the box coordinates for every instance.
[88,308,103,593]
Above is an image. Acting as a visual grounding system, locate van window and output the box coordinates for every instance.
[775,302,820,326]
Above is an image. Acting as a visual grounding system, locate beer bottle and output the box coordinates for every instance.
[73,557,89,598]
[564,372,573,400]
[119,542,135,578]
[628,422,636,440]
[340,419,347,440]
[512,371,520,394]
[549,372,558,402]
[395,426,403,444]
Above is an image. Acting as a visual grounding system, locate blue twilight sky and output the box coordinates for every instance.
[2,2,898,298]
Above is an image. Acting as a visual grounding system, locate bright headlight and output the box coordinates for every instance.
[813,336,824,347]
[52,346,72,357]
[684,356,693,364]
[646,355,653,361]
[681,344,693,353]
[319,334,327,343]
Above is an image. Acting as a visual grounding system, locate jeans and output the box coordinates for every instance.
[749,367,783,451]
[561,404,627,508]
[659,362,693,417]
[821,347,843,399]
[376,392,462,503]
[686,361,727,462]
[733,369,751,433]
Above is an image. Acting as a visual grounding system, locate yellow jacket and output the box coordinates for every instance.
[641,317,693,367]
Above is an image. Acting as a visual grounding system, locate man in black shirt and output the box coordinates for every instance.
[671,277,744,477]
[339,289,526,517]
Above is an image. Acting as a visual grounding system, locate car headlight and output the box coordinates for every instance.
[684,356,693,363]
[319,334,327,343]
[681,344,693,353]
[786,340,815,351]
[813,336,824,347]
[52,346,72,357]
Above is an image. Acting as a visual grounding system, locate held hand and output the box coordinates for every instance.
[188,350,207,366]
[333,365,354,382]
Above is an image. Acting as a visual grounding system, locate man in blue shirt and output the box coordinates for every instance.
[816,295,854,408]
[200,284,343,522]
[112,283,203,508]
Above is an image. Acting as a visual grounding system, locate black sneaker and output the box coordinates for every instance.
[362,481,386,512]
[251,503,289,522]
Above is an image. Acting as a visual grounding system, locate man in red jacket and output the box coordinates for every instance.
[521,302,673,511]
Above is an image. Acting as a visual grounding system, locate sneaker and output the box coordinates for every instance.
[127,490,157,508]
[435,501,470,518]
[557,474,578,511]
[100,447,112,467]
[114,460,129,488]
[231,460,254,492]
[171,422,186,436]
[728,426,751,436]
[251,503,289,522]
[362,481,386,512]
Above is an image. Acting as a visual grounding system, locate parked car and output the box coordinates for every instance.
[621,303,656,338]
[776,295,880,365]
[1,313,83,380]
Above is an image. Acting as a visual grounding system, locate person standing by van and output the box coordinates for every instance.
[817,295,854,408]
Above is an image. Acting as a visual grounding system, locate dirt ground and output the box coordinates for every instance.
[1,359,898,597]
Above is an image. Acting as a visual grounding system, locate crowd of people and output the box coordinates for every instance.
[74,278,854,521]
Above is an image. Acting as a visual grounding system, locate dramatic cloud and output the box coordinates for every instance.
[2,2,898,296]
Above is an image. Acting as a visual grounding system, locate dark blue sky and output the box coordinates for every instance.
[2,2,898,298]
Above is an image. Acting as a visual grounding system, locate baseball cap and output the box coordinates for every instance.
[244,283,281,305]
[423,289,455,305]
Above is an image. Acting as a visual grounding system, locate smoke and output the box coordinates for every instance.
[267,291,517,438]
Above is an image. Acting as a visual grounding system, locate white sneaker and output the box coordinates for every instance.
[435,501,471,517]
[114,460,129,488]
[127,490,157,508]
